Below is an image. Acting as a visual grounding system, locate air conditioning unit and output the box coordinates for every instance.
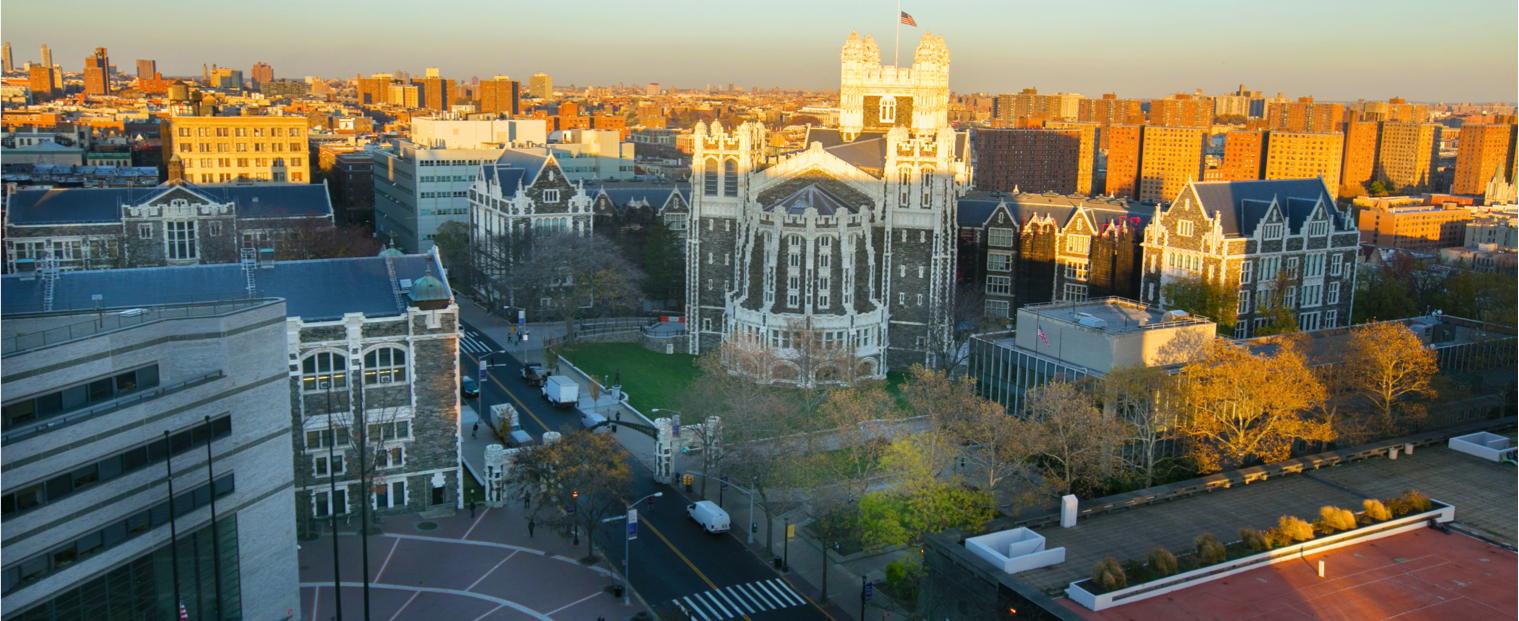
[379,375,392,384]
[1163,310,1190,322]
[319,381,330,389]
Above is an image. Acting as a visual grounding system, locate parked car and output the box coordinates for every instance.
[542,375,579,409]
[580,412,608,434]
[687,501,730,534]
[460,376,480,398]
[521,363,548,387]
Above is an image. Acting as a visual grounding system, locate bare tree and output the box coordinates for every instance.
[811,383,901,506]
[509,431,633,561]
[935,283,992,376]
[499,232,645,343]
[944,388,1042,497]
[1102,365,1181,488]
[1024,381,1130,496]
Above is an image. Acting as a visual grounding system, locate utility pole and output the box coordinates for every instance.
[204,416,224,620]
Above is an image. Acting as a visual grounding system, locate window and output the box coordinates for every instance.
[898,292,906,306]
[1063,284,1088,300]
[880,96,897,123]
[987,228,1014,247]
[986,252,1012,272]
[921,169,933,207]
[1324,310,1338,328]
[1176,220,1195,237]
[1297,312,1320,331]
[206,222,222,237]
[368,421,411,442]
[138,224,152,239]
[986,276,1011,295]
[1262,223,1284,239]
[374,446,405,469]
[315,488,347,517]
[703,158,719,196]
[916,294,924,306]
[305,427,350,451]
[1066,235,1091,254]
[542,189,559,203]
[177,128,191,137]
[1240,260,1253,284]
[1327,282,1341,305]
[313,454,346,476]
[363,347,408,384]
[985,299,1010,318]
[1330,254,1344,277]
[300,352,347,392]
[1257,256,1279,281]
[1286,257,1300,279]
[1310,221,1328,236]
[723,160,738,197]
[1238,290,1252,314]
[898,168,912,206]
[166,221,196,260]
[374,480,406,509]
[1284,286,1298,309]
[1064,261,1088,282]
[1305,254,1325,278]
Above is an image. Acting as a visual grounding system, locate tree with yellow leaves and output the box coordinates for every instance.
[1343,321,1438,435]
[1179,341,1334,473]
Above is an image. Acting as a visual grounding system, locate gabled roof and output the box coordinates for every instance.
[591,185,691,213]
[956,191,1149,231]
[763,184,854,216]
[5,183,333,226]
[491,150,551,185]
[1185,178,1335,237]
[0,255,447,322]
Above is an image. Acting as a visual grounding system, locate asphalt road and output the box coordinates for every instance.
[458,320,835,621]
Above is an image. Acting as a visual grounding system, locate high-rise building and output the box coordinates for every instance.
[1219,130,1266,181]
[422,74,453,111]
[973,124,1096,195]
[1138,127,1207,202]
[1363,97,1430,123]
[646,83,660,96]
[1264,97,1344,133]
[530,73,552,99]
[1149,93,1213,128]
[478,76,521,116]
[1263,132,1343,198]
[1078,94,1144,150]
[161,116,310,183]
[389,82,420,109]
[27,65,56,102]
[250,62,273,88]
[1105,125,1144,199]
[1341,120,1381,194]
[83,48,110,96]
[2,42,13,74]
[994,89,1082,124]
[1452,123,1517,196]
[39,44,51,70]
[1377,122,1442,193]
[209,68,243,92]
[374,140,508,252]
[1213,85,1258,118]
[135,59,156,79]
[357,73,394,105]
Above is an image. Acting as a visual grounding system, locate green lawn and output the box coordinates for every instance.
[559,343,701,414]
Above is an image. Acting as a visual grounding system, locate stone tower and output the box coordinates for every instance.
[839,31,951,137]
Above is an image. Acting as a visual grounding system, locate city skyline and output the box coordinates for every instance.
[3,0,1515,102]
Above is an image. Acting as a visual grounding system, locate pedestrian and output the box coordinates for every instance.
[469,500,476,519]
[523,492,531,509]
[528,518,535,538]
[472,422,479,439]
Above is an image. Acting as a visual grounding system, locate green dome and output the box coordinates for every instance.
[408,272,450,303]
[378,246,405,258]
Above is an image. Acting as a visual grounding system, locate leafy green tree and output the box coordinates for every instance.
[1367,179,1392,196]
[431,220,470,270]
[1353,267,1418,323]
[1161,275,1239,334]
[640,222,681,303]
[1434,270,1517,328]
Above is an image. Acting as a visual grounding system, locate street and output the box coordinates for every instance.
[458,320,838,621]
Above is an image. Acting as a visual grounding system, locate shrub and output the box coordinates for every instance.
[1278,516,1315,542]
[1263,528,1293,549]
[1146,546,1179,576]
[1194,534,1227,564]
[1403,490,1431,513]
[1363,499,1392,522]
[1092,557,1127,592]
[1385,497,1411,516]
[1317,506,1357,533]
[884,558,921,603]
[1239,527,1270,552]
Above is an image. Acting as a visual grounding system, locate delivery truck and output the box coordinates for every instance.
[541,375,579,409]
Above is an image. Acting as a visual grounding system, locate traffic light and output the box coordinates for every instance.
[572,490,579,499]
[751,521,758,534]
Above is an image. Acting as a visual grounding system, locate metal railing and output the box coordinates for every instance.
[3,297,276,355]
[2,370,226,445]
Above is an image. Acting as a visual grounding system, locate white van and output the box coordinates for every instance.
[541,375,579,409]
[580,412,608,434]
[686,500,730,534]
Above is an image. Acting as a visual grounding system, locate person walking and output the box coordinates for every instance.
[469,500,477,519]
[471,422,479,439]
[528,518,536,539]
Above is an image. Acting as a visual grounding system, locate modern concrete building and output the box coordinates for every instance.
[1076,94,1142,150]
[1376,122,1442,193]
[529,73,552,100]
[0,296,299,620]
[410,117,547,150]
[1104,124,1144,199]
[1355,197,1472,252]
[972,125,1096,196]
[1341,120,1380,194]
[1137,126,1206,203]
[373,140,505,252]
[1149,93,1214,128]
[250,62,273,89]
[1219,130,1266,182]
[135,59,156,79]
[526,129,636,182]
[83,47,110,96]
[478,76,520,116]
[1264,97,1343,134]
[161,116,311,184]
[1262,132,1342,198]
[1464,206,1518,247]
[1451,123,1517,196]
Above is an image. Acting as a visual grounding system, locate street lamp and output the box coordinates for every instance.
[604,492,662,607]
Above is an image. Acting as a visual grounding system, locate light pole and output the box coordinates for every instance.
[604,492,662,607]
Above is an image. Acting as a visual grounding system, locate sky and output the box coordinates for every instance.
[3,0,1515,102]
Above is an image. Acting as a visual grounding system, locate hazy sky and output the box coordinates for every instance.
[4,0,1515,102]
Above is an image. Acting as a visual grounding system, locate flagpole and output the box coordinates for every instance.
[895,0,901,67]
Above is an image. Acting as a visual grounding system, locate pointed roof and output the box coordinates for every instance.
[763,184,853,216]
[1184,178,1336,237]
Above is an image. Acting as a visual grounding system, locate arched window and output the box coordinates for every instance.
[301,351,347,391]
[723,160,738,197]
[363,347,408,385]
[898,167,912,206]
[920,168,934,208]
[703,158,719,196]
[880,97,897,123]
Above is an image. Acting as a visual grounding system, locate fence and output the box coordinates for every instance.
[3,298,277,355]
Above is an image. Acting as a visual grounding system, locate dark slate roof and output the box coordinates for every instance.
[1187,179,1334,237]
[492,150,550,184]
[6,183,333,226]
[763,185,854,216]
[592,185,691,213]
[0,255,447,322]
[805,129,889,173]
[482,164,529,192]
[956,191,1150,230]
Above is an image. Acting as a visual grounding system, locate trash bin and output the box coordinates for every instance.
[612,584,625,598]
[774,555,784,569]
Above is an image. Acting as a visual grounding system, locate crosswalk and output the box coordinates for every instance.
[668,579,807,621]
[460,332,493,355]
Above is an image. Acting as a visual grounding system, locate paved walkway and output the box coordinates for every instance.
[299,503,648,621]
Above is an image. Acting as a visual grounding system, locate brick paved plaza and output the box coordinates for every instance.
[298,502,646,621]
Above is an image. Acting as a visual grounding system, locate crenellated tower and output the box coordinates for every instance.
[839,31,951,137]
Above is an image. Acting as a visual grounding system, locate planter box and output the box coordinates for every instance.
[1448,432,1517,462]
[966,527,1066,574]
[1065,501,1455,612]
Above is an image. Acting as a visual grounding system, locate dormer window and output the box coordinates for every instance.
[1262,223,1284,240]
[1309,221,1328,236]
[880,97,897,123]
[543,189,560,203]
[1176,220,1195,237]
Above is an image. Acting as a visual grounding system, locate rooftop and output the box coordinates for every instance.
[1019,297,1211,335]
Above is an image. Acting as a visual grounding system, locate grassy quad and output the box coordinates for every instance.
[558,342,701,414]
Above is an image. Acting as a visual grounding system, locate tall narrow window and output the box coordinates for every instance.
[363,347,408,385]
[703,158,719,196]
[301,352,348,391]
[879,97,897,123]
[898,168,911,206]
[920,169,934,208]
[165,221,197,260]
[723,160,738,197]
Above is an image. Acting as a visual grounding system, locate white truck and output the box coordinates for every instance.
[687,501,730,534]
[541,375,579,409]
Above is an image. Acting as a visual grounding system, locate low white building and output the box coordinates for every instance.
[523,129,636,182]
[411,117,548,150]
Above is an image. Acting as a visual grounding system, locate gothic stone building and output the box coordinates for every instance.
[4,182,334,273]
[1139,178,1359,337]
[684,32,971,379]
[957,191,1149,319]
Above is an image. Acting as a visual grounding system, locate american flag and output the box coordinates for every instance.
[1038,326,1049,346]
[178,599,189,621]
[899,11,916,26]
